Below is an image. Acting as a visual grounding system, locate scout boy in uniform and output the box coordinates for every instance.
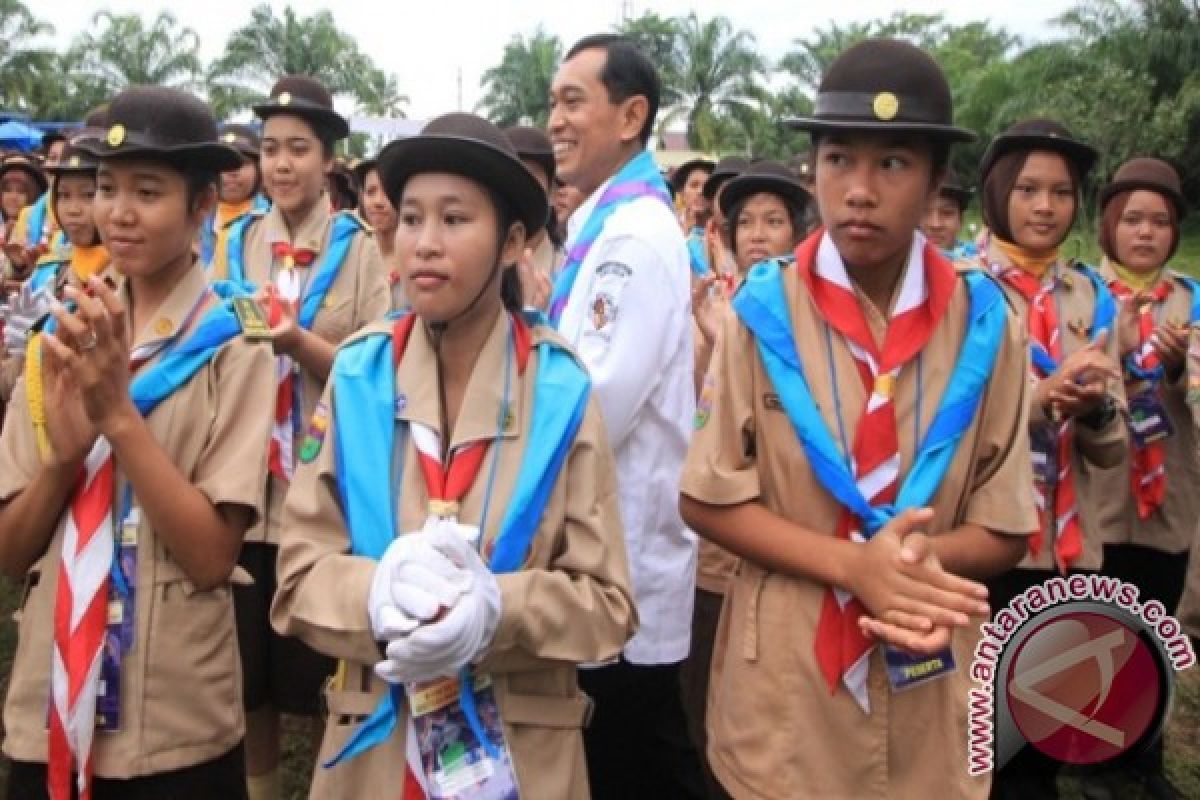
[972,119,1126,799]
[271,112,636,800]
[680,38,1038,799]
[218,74,389,800]
[0,86,275,800]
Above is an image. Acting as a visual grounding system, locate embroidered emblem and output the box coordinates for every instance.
[299,401,331,463]
[694,373,715,430]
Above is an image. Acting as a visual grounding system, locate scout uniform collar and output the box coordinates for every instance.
[74,86,241,174]
[263,199,331,252]
[785,38,975,143]
[123,260,211,350]
[253,74,350,141]
[395,310,526,449]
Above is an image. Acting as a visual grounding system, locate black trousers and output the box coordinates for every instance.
[5,743,246,800]
[579,659,708,800]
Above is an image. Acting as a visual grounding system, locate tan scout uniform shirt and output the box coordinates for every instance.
[1092,264,1200,554]
[272,312,637,800]
[0,264,276,777]
[238,200,389,544]
[980,240,1128,571]
[680,259,1037,800]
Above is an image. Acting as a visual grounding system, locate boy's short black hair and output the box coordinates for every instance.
[565,34,660,147]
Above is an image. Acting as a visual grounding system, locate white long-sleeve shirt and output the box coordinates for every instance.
[558,171,697,665]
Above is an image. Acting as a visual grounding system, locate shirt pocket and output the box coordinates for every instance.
[141,558,241,757]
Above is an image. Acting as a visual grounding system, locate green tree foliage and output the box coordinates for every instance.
[70,11,203,93]
[0,0,55,114]
[477,28,561,128]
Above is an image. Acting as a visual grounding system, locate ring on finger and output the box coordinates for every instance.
[79,331,98,351]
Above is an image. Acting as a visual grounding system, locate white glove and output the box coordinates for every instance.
[373,522,502,685]
[0,283,54,356]
[367,532,473,642]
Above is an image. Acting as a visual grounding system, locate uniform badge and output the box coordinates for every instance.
[299,402,331,463]
[1067,318,1088,338]
[872,92,899,121]
[395,393,408,416]
[590,292,616,331]
[153,317,173,336]
[694,373,715,430]
[106,124,126,147]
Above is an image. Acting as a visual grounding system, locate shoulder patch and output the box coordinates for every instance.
[299,401,331,463]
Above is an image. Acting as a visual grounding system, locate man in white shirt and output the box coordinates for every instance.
[548,33,705,800]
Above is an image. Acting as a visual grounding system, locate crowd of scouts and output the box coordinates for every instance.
[0,29,1195,800]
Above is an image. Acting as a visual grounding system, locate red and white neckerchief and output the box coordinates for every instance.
[47,313,197,800]
[994,262,1083,573]
[1108,275,1172,519]
[389,313,532,798]
[265,244,316,483]
[801,231,955,713]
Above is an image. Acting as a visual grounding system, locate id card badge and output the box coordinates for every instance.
[1030,425,1058,487]
[98,506,139,731]
[408,674,520,799]
[1129,391,1173,446]
[884,645,957,692]
[232,297,273,341]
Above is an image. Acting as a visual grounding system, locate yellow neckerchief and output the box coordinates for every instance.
[1105,256,1164,292]
[995,237,1059,280]
[69,242,110,282]
[216,197,255,230]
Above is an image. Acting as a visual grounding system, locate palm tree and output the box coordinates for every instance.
[670,13,766,151]
[207,4,404,119]
[352,61,409,118]
[478,28,561,128]
[0,0,55,113]
[70,11,202,94]
[615,11,682,106]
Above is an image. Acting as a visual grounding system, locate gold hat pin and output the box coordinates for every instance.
[278,91,292,106]
[873,92,899,121]
[223,132,238,143]
[106,124,126,147]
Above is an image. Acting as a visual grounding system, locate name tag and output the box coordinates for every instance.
[1030,426,1058,487]
[233,296,272,341]
[1129,391,1173,446]
[408,673,520,798]
[884,644,957,692]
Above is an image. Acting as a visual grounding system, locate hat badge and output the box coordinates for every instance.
[873,92,899,121]
[106,124,126,148]
[223,132,238,143]
[278,91,292,106]
[68,156,80,167]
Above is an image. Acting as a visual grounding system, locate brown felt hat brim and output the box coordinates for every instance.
[980,133,1098,181]
[785,116,976,143]
[718,174,812,217]
[253,102,350,141]
[1099,180,1186,220]
[376,134,549,236]
[75,138,242,174]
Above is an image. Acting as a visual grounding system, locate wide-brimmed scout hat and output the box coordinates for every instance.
[702,155,750,200]
[253,75,350,141]
[938,165,973,210]
[785,38,975,143]
[979,118,1098,182]
[504,125,556,186]
[671,157,716,193]
[376,112,549,236]
[0,154,48,195]
[219,123,262,164]
[1099,157,1186,220]
[44,144,100,177]
[718,159,811,217]
[75,86,241,174]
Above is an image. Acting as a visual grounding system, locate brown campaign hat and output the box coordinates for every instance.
[786,38,975,142]
[44,144,100,177]
[717,159,811,217]
[253,75,350,141]
[0,153,48,195]
[1099,157,1186,220]
[938,165,973,210]
[702,155,750,200]
[504,125,556,186]
[979,118,1098,182]
[75,86,241,173]
[377,112,549,236]
[219,123,261,162]
[671,157,716,193]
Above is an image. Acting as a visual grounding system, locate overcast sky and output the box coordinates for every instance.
[35,1,1076,119]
